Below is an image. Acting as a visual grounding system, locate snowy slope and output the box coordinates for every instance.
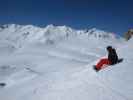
[0,24,132,100]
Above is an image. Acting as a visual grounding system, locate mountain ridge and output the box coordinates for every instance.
[0,24,119,39]
[0,24,124,50]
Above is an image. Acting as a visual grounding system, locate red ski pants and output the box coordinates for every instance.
[96,58,111,70]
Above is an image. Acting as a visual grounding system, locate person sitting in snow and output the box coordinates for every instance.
[94,46,118,72]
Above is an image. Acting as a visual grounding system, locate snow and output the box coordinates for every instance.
[0,24,132,100]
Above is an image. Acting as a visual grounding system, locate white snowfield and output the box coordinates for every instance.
[0,24,132,100]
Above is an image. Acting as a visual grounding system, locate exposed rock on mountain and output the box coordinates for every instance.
[124,29,133,40]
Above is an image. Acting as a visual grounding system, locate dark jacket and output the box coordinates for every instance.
[108,48,118,65]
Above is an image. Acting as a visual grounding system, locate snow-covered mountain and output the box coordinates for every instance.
[0,24,121,49]
[0,24,132,100]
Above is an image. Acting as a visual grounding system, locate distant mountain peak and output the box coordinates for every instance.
[124,29,133,40]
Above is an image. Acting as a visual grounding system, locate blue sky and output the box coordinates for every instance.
[0,0,133,35]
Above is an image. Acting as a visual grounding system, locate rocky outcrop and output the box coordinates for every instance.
[124,29,133,40]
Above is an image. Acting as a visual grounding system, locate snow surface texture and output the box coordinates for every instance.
[0,24,132,100]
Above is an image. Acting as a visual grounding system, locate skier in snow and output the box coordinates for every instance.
[94,46,118,71]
